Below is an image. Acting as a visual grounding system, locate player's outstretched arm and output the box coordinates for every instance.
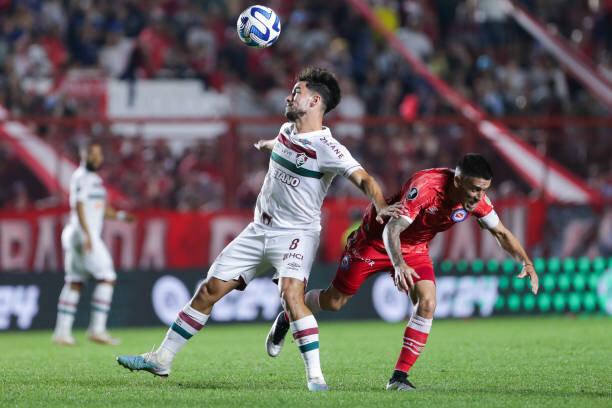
[348,169,402,223]
[488,221,539,294]
[253,139,277,152]
[383,216,420,292]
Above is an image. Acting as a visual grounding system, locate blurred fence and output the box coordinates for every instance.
[1,115,610,210]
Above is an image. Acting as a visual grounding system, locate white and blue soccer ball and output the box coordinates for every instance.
[236,5,281,48]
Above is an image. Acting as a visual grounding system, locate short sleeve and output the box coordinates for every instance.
[398,182,433,223]
[473,194,499,229]
[317,137,362,177]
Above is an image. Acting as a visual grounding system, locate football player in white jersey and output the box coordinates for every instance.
[117,67,400,391]
[52,142,133,346]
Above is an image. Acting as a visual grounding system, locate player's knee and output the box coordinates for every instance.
[418,297,436,316]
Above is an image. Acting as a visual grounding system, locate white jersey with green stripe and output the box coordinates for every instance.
[254,122,363,231]
[68,166,107,237]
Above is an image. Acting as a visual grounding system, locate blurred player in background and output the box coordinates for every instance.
[52,142,133,346]
[266,154,539,391]
[117,67,400,391]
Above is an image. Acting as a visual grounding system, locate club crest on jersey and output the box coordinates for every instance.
[451,208,468,223]
[407,187,418,200]
[340,254,350,270]
[295,153,307,168]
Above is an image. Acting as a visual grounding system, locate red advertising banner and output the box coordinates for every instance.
[0,198,546,272]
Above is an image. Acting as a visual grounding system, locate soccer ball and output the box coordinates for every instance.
[236,5,281,48]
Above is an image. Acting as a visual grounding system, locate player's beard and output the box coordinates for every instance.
[285,106,306,122]
[85,161,98,172]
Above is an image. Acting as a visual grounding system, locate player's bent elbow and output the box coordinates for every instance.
[326,296,349,312]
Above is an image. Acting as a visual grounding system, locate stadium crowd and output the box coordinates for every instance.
[0,0,610,210]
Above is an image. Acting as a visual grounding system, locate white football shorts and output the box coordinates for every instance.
[207,222,320,289]
[61,224,116,283]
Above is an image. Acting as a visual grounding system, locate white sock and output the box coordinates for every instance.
[290,314,324,381]
[304,289,322,314]
[157,305,209,366]
[89,283,114,334]
[54,284,80,337]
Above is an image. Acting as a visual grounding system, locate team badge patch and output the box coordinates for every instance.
[295,153,307,168]
[340,254,350,270]
[407,187,418,200]
[451,208,468,223]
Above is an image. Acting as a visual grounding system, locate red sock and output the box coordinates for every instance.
[394,314,432,373]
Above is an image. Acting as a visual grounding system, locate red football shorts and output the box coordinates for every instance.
[332,237,435,296]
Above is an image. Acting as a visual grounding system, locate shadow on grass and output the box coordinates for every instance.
[173,379,306,391]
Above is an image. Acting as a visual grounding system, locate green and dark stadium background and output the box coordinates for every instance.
[2,255,611,331]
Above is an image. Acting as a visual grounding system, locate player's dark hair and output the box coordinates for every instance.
[297,67,341,114]
[457,154,493,180]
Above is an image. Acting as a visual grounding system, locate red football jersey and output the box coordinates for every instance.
[355,168,499,254]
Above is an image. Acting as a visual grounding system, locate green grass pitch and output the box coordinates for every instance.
[1,318,610,407]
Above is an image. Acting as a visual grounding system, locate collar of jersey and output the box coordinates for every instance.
[288,124,330,137]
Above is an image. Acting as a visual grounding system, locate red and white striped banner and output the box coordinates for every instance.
[347,0,601,204]
[505,0,612,110]
[0,120,128,204]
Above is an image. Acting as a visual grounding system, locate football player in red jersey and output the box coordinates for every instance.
[265,154,539,391]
